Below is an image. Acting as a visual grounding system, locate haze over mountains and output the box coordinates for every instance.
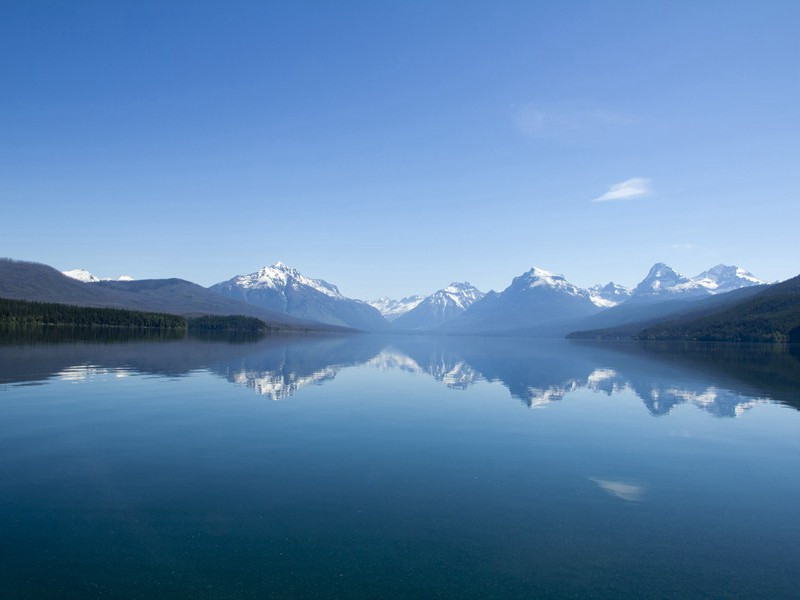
[2,257,779,336]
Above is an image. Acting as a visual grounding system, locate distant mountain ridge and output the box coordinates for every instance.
[210,262,389,331]
[1,257,780,338]
[393,282,484,330]
[588,282,631,307]
[630,263,767,302]
[0,259,335,331]
[441,267,603,334]
[368,296,425,321]
[63,268,134,283]
[632,274,800,343]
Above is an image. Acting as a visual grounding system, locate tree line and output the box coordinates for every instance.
[0,297,273,332]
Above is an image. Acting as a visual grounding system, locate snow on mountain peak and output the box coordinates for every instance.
[692,264,767,293]
[63,269,135,283]
[505,266,617,307]
[432,282,484,310]
[632,262,767,299]
[271,261,297,273]
[234,263,343,298]
[514,267,585,296]
[588,282,632,307]
[633,263,696,296]
[368,295,425,321]
[392,281,486,329]
[63,268,101,283]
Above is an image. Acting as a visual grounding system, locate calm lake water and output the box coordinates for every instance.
[1,331,799,599]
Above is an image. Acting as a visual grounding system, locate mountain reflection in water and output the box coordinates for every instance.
[2,331,798,418]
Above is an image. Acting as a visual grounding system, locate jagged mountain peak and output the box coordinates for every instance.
[444,281,476,290]
[393,281,485,329]
[633,263,693,296]
[631,262,768,300]
[590,281,629,293]
[511,266,585,297]
[588,282,632,308]
[368,295,425,321]
[522,266,559,279]
[269,261,298,274]
[236,263,342,298]
[646,262,684,279]
[440,265,603,334]
[693,264,767,292]
[429,282,484,309]
[211,263,388,330]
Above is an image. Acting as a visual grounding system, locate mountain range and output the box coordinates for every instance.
[627,263,766,302]
[0,259,333,331]
[629,273,800,343]
[1,257,779,337]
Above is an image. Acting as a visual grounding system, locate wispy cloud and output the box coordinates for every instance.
[589,477,646,502]
[592,177,652,203]
[671,243,696,250]
[513,104,635,140]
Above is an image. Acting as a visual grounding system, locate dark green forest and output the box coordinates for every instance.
[186,314,273,332]
[0,297,186,329]
[0,297,273,332]
[635,275,800,343]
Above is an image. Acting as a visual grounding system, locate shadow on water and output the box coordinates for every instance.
[1,327,799,416]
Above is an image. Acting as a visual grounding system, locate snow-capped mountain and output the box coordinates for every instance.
[588,282,632,308]
[224,261,343,298]
[63,269,134,283]
[442,267,603,333]
[393,282,485,330]
[630,263,700,299]
[368,295,425,321]
[630,263,767,301]
[691,264,768,294]
[210,262,389,331]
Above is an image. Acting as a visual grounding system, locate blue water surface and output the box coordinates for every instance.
[1,333,799,598]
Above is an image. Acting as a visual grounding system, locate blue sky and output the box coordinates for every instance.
[2,1,798,299]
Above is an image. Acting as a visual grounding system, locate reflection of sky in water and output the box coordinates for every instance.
[1,335,800,598]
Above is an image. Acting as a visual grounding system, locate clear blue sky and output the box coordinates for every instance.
[2,1,798,299]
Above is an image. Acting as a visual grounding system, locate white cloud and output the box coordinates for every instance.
[670,243,696,250]
[589,477,646,502]
[592,177,652,203]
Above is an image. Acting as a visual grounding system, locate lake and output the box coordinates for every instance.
[1,331,799,598]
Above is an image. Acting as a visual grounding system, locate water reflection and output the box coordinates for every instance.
[1,330,798,417]
[589,478,646,502]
